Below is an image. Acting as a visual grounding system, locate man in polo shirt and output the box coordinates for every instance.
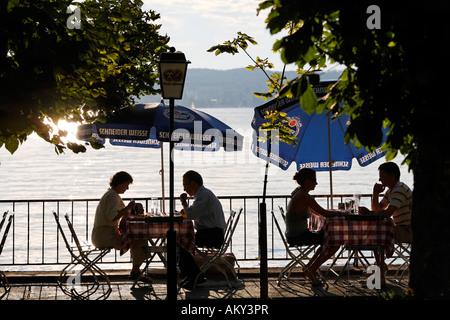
[360,161,413,243]
[359,162,413,283]
[178,170,226,290]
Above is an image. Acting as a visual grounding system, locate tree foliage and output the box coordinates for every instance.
[258,110,298,146]
[208,29,325,114]
[208,32,287,101]
[258,0,418,163]
[0,0,169,154]
[258,0,450,299]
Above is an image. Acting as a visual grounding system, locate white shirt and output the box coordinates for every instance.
[185,185,226,230]
[93,188,124,227]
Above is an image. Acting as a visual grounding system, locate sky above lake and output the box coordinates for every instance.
[142,0,297,71]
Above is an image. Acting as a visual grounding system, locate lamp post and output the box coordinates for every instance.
[158,47,190,301]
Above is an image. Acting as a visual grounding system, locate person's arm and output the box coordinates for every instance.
[306,194,344,217]
[113,200,135,221]
[372,183,387,211]
[180,190,210,220]
[359,204,397,218]
[378,205,397,219]
[180,193,189,210]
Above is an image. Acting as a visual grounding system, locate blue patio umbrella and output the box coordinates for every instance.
[251,81,388,299]
[251,82,388,206]
[78,102,243,151]
[77,102,244,211]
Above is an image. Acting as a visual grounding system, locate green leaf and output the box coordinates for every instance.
[299,85,318,114]
[5,136,19,154]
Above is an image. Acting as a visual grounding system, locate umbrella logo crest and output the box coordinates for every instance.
[287,116,302,137]
[163,109,195,123]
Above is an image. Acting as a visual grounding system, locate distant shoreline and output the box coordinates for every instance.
[136,68,342,108]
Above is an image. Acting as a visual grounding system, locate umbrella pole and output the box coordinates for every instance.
[160,146,166,214]
[327,114,334,209]
[259,131,270,299]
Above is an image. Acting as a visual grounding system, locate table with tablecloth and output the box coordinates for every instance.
[322,215,395,258]
[120,215,196,256]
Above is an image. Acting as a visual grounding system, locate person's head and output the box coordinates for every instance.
[110,171,133,194]
[378,162,400,187]
[182,170,203,196]
[293,168,317,190]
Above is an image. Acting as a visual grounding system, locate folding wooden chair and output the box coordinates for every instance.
[53,211,112,300]
[0,211,14,299]
[392,242,411,283]
[272,209,318,285]
[193,208,242,288]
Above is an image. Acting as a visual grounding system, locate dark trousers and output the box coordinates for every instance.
[179,228,224,279]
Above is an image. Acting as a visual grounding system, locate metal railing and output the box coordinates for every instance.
[0,194,374,270]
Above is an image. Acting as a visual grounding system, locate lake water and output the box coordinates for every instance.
[0,107,414,270]
[0,107,413,201]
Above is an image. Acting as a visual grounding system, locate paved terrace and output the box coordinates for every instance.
[2,266,409,301]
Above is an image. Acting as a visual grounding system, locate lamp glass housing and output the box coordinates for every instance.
[159,51,190,99]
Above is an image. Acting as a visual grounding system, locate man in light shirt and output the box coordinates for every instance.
[360,161,413,243]
[179,170,226,289]
[359,162,413,283]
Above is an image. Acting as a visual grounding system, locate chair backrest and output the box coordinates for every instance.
[0,211,9,234]
[53,211,83,257]
[272,210,291,251]
[53,211,72,251]
[220,208,242,254]
[64,213,85,253]
[0,211,14,256]
[278,206,286,222]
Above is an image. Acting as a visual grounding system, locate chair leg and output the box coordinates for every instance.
[58,253,112,300]
[334,248,358,284]
[277,245,317,285]
[393,244,410,282]
[131,259,153,289]
[325,246,346,277]
[0,271,10,299]
[193,255,238,289]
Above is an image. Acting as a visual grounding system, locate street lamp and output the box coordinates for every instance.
[158,47,190,301]
[159,47,190,100]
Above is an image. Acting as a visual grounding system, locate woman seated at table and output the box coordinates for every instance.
[91,171,151,282]
[285,168,344,285]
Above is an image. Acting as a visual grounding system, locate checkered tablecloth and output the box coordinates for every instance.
[322,216,395,258]
[120,216,195,255]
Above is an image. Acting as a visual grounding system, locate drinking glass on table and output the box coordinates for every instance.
[344,198,354,213]
[353,193,361,213]
[151,198,160,215]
